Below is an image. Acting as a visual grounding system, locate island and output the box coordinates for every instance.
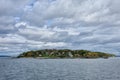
[17,49,115,59]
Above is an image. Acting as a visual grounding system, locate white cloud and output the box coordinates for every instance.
[0,0,120,55]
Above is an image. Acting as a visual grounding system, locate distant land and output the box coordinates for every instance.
[0,55,11,57]
[17,49,115,59]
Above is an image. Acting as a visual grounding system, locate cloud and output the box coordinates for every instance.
[0,0,120,55]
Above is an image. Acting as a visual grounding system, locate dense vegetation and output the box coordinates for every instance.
[18,49,115,59]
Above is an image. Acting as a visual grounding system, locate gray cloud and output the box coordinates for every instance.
[0,0,120,55]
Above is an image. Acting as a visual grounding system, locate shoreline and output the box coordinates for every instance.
[16,57,114,59]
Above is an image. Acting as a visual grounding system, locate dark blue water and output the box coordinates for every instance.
[0,58,120,80]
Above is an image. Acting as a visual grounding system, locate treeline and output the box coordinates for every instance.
[17,49,115,58]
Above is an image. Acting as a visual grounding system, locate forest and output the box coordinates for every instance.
[17,49,115,59]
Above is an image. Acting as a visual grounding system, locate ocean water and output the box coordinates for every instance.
[0,58,120,80]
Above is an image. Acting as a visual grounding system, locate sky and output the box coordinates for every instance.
[0,0,120,55]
